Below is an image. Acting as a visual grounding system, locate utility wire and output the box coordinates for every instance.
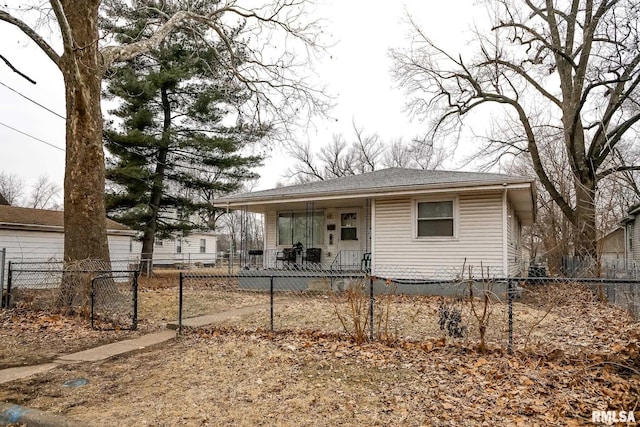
[0,121,65,152]
[0,80,65,119]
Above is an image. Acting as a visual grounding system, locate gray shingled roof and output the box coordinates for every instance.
[217,167,533,204]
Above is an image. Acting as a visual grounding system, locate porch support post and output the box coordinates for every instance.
[502,189,509,277]
[370,199,375,275]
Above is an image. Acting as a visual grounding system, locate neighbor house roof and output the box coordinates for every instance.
[215,168,537,224]
[626,202,640,218]
[0,205,134,235]
[0,193,8,206]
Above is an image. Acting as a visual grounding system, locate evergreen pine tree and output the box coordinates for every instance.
[103,3,265,267]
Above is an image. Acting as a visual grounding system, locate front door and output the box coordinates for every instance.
[337,210,361,262]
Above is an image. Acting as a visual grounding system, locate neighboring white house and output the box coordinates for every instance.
[145,232,218,267]
[598,226,625,262]
[0,204,136,267]
[620,203,640,266]
[214,168,536,278]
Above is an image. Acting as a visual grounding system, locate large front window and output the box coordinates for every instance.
[278,211,325,246]
[417,200,454,237]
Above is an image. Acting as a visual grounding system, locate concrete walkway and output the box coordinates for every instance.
[0,303,270,386]
[0,331,176,385]
[167,303,271,329]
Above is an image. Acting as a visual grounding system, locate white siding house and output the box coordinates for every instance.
[214,168,536,279]
[0,205,136,267]
[149,232,218,267]
[620,204,640,267]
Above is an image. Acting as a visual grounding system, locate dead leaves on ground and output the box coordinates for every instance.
[0,309,147,369]
[192,326,640,425]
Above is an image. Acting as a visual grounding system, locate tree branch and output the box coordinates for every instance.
[0,10,61,67]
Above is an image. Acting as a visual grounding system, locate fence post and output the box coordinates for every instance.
[507,279,514,354]
[369,275,374,341]
[90,277,96,330]
[270,275,274,331]
[0,248,5,306]
[4,261,12,308]
[132,271,138,331]
[178,272,183,335]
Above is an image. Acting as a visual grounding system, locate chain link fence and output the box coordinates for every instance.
[91,271,138,330]
[177,264,640,354]
[1,260,138,330]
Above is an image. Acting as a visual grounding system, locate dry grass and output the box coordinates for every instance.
[2,277,640,425]
[1,328,639,426]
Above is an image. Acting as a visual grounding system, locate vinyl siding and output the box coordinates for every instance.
[373,193,504,278]
[265,211,277,252]
[633,221,640,261]
[108,235,135,261]
[506,201,523,275]
[151,233,218,264]
[0,229,135,286]
[0,230,133,262]
[0,230,65,261]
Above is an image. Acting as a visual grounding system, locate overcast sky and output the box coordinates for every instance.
[0,1,482,195]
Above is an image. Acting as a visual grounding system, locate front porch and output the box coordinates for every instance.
[244,249,370,271]
[231,198,373,274]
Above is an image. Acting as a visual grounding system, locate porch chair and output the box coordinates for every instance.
[305,247,321,264]
[275,248,296,268]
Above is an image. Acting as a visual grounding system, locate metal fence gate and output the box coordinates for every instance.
[1,261,138,330]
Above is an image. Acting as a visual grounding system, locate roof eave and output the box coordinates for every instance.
[215,180,535,209]
[0,222,135,236]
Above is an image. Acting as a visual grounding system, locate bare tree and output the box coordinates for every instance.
[384,135,448,170]
[0,171,25,205]
[26,175,61,209]
[392,0,640,258]
[350,123,386,174]
[506,143,577,273]
[0,0,328,264]
[216,210,264,254]
[0,172,61,208]
[286,122,446,183]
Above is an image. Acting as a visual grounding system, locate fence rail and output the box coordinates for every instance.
[3,258,639,352]
[177,266,640,354]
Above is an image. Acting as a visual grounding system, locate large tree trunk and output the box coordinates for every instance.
[54,2,110,313]
[59,1,110,264]
[574,176,598,259]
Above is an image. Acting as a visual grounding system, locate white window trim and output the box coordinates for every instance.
[339,211,359,241]
[412,196,459,241]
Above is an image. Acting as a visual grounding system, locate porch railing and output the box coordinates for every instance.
[330,250,366,270]
[259,249,366,271]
